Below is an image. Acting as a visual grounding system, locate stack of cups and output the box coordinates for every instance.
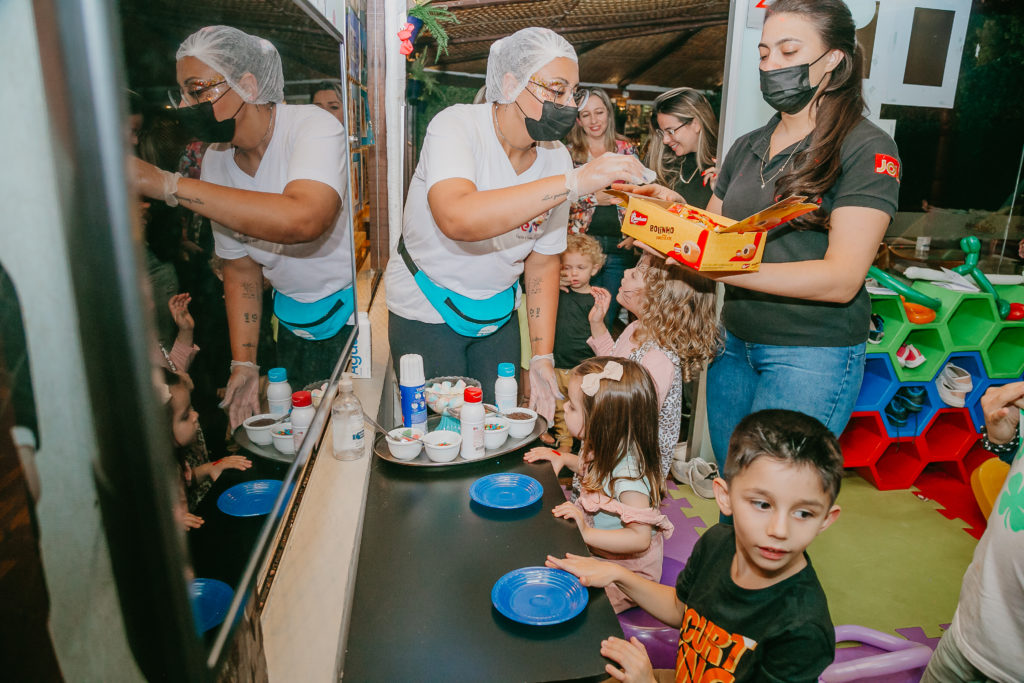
[399,354,428,431]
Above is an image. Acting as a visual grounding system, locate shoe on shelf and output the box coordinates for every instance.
[868,313,885,344]
[896,343,926,369]
[939,362,973,391]
[884,398,909,427]
[894,385,927,412]
[936,379,967,408]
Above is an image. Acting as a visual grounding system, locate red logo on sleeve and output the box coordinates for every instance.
[629,211,648,226]
[874,154,900,181]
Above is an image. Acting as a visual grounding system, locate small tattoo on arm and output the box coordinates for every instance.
[526,277,542,295]
[241,281,258,300]
[243,312,258,324]
[242,343,256,349]
[528,307,541,320]
[177,195,204,206]
[541,190,569,201]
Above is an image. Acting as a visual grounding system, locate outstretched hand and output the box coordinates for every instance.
[589,287,612,326]
[545,552,622,588]
[168,293,195,332]
[611,182,684,204]
[601,636,657,683]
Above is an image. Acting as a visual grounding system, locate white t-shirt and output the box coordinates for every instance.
[385,103,571,323]
[206,103,353,302]
[947,416,1024,683]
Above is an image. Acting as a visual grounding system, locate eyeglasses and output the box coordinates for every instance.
[656,119,692,138]
[167,79,230,107]
[526,78,589,110]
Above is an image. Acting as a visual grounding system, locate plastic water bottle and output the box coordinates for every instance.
[399,353,427,431]
[495,362,518,414]
[460,387,485,460]
[332,373,366,461]
[267,367,293,416]
[290,391,316,453]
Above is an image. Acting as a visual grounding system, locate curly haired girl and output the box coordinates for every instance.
[587,254,720,476]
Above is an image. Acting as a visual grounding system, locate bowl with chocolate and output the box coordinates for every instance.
[243,413,279,445]
[504,408,538,439]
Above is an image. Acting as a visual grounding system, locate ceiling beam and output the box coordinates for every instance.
[437,0,543,9]
[617,29,698,88]
[440,18,728,66]
[448,12,728,45]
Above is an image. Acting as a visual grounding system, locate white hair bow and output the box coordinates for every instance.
[580,360,623,396]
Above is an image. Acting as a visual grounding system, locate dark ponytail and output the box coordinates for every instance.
[768,0,865,231]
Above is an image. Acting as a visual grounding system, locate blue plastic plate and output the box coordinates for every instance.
[491,567,588,626]
[469,473,543,510]
[190,578,234,634]
[217,479,284,517]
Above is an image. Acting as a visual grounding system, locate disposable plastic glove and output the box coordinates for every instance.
[220,361,261,430]
[564,152,656,202]
[528,354,563,424]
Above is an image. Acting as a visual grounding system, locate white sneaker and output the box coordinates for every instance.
[670,458,718,499]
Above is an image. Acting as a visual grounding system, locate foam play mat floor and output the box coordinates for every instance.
[660,471,980,682]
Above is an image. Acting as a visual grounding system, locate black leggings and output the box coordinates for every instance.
[388,312,520,405]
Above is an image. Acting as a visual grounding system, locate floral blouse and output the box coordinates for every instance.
[567,139,639,235]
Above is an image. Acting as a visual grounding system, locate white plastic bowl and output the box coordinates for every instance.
[385,427,424,461]
[243,413,278,445]
[483,417,509,450]
[271,423,295,454]
[504,408,538,439]
[421,430,462,463]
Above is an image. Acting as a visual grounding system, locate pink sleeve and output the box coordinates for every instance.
[640,348,674,408]
[168,339,200,372]
[587,330,616,355]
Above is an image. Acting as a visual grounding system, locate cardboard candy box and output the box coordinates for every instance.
[608,190,820,272]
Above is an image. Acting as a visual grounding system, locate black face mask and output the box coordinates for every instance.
[519,99,578,142]
[173,100,242,143]
[759,51,830,115]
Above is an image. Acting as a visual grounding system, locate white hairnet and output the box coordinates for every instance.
[176,26,284,104]
[485,27,577,104]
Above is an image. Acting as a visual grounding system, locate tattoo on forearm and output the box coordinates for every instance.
[528,307,541,320]
[242,342,256,349]
[531,336,544,344]
[526,277,542,295]
[243,312,258,324]
[241,281,258,300]
[541,190,569,201]
[177,195,204,206]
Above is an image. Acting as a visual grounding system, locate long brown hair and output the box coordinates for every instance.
[645,87,718,186]
[565,88,628,165]
[572,357,662,505]
[767,0,865,230]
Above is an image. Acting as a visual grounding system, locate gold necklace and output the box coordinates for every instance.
[493,104,534,152]
[679,154,699,184]
[235,103,276,157]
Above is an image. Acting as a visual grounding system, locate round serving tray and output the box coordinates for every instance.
[372,413,548,468]
[233,426,297,464]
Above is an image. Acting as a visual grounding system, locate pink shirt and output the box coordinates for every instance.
[587,321,673,408]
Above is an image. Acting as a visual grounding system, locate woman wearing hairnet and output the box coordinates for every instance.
[385,27,647,421]
[132,26,354,429]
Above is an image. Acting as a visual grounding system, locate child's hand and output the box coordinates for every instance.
[209,456,252,481]
[545,552,620,588]
[600,636,656,683]
[559,264,571,293]
[589,287,611,325]
[184,513,204,530]
[552,501,586,529]
[524,446,566,471]
[168,293,195,332]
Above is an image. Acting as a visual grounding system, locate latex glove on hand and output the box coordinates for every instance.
[611,181,684,203]
[130,156,182,206]
[565,153,656,201]
[528,354,563,424]
[220,362,261,430]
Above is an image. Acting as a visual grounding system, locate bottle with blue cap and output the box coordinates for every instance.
[495,362,518,414]
[267,367,292,416]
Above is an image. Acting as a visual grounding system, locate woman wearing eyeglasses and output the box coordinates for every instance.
[645,87,719,212]
[132,25,354,430]
[384,27,648,422]
[564,88,641,329]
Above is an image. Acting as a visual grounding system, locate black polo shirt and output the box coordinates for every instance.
[713,114,900,347]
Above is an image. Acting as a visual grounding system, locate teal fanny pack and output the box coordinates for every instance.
[274,287,354,341]
[398,236,517,338]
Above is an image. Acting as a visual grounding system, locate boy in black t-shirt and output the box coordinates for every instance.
[548,409,843,682]
[542,234,606,450]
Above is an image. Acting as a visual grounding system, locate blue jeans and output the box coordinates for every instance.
[706,330,866,472]
[591,235,638,328]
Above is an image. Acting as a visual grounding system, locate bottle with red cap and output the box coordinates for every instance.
[460,386,485,460]
[290,390,316,453]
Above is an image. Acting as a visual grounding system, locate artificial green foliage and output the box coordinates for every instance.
[408,1,460,60]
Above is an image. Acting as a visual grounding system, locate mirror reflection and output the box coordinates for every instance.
[119,0,356,657]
